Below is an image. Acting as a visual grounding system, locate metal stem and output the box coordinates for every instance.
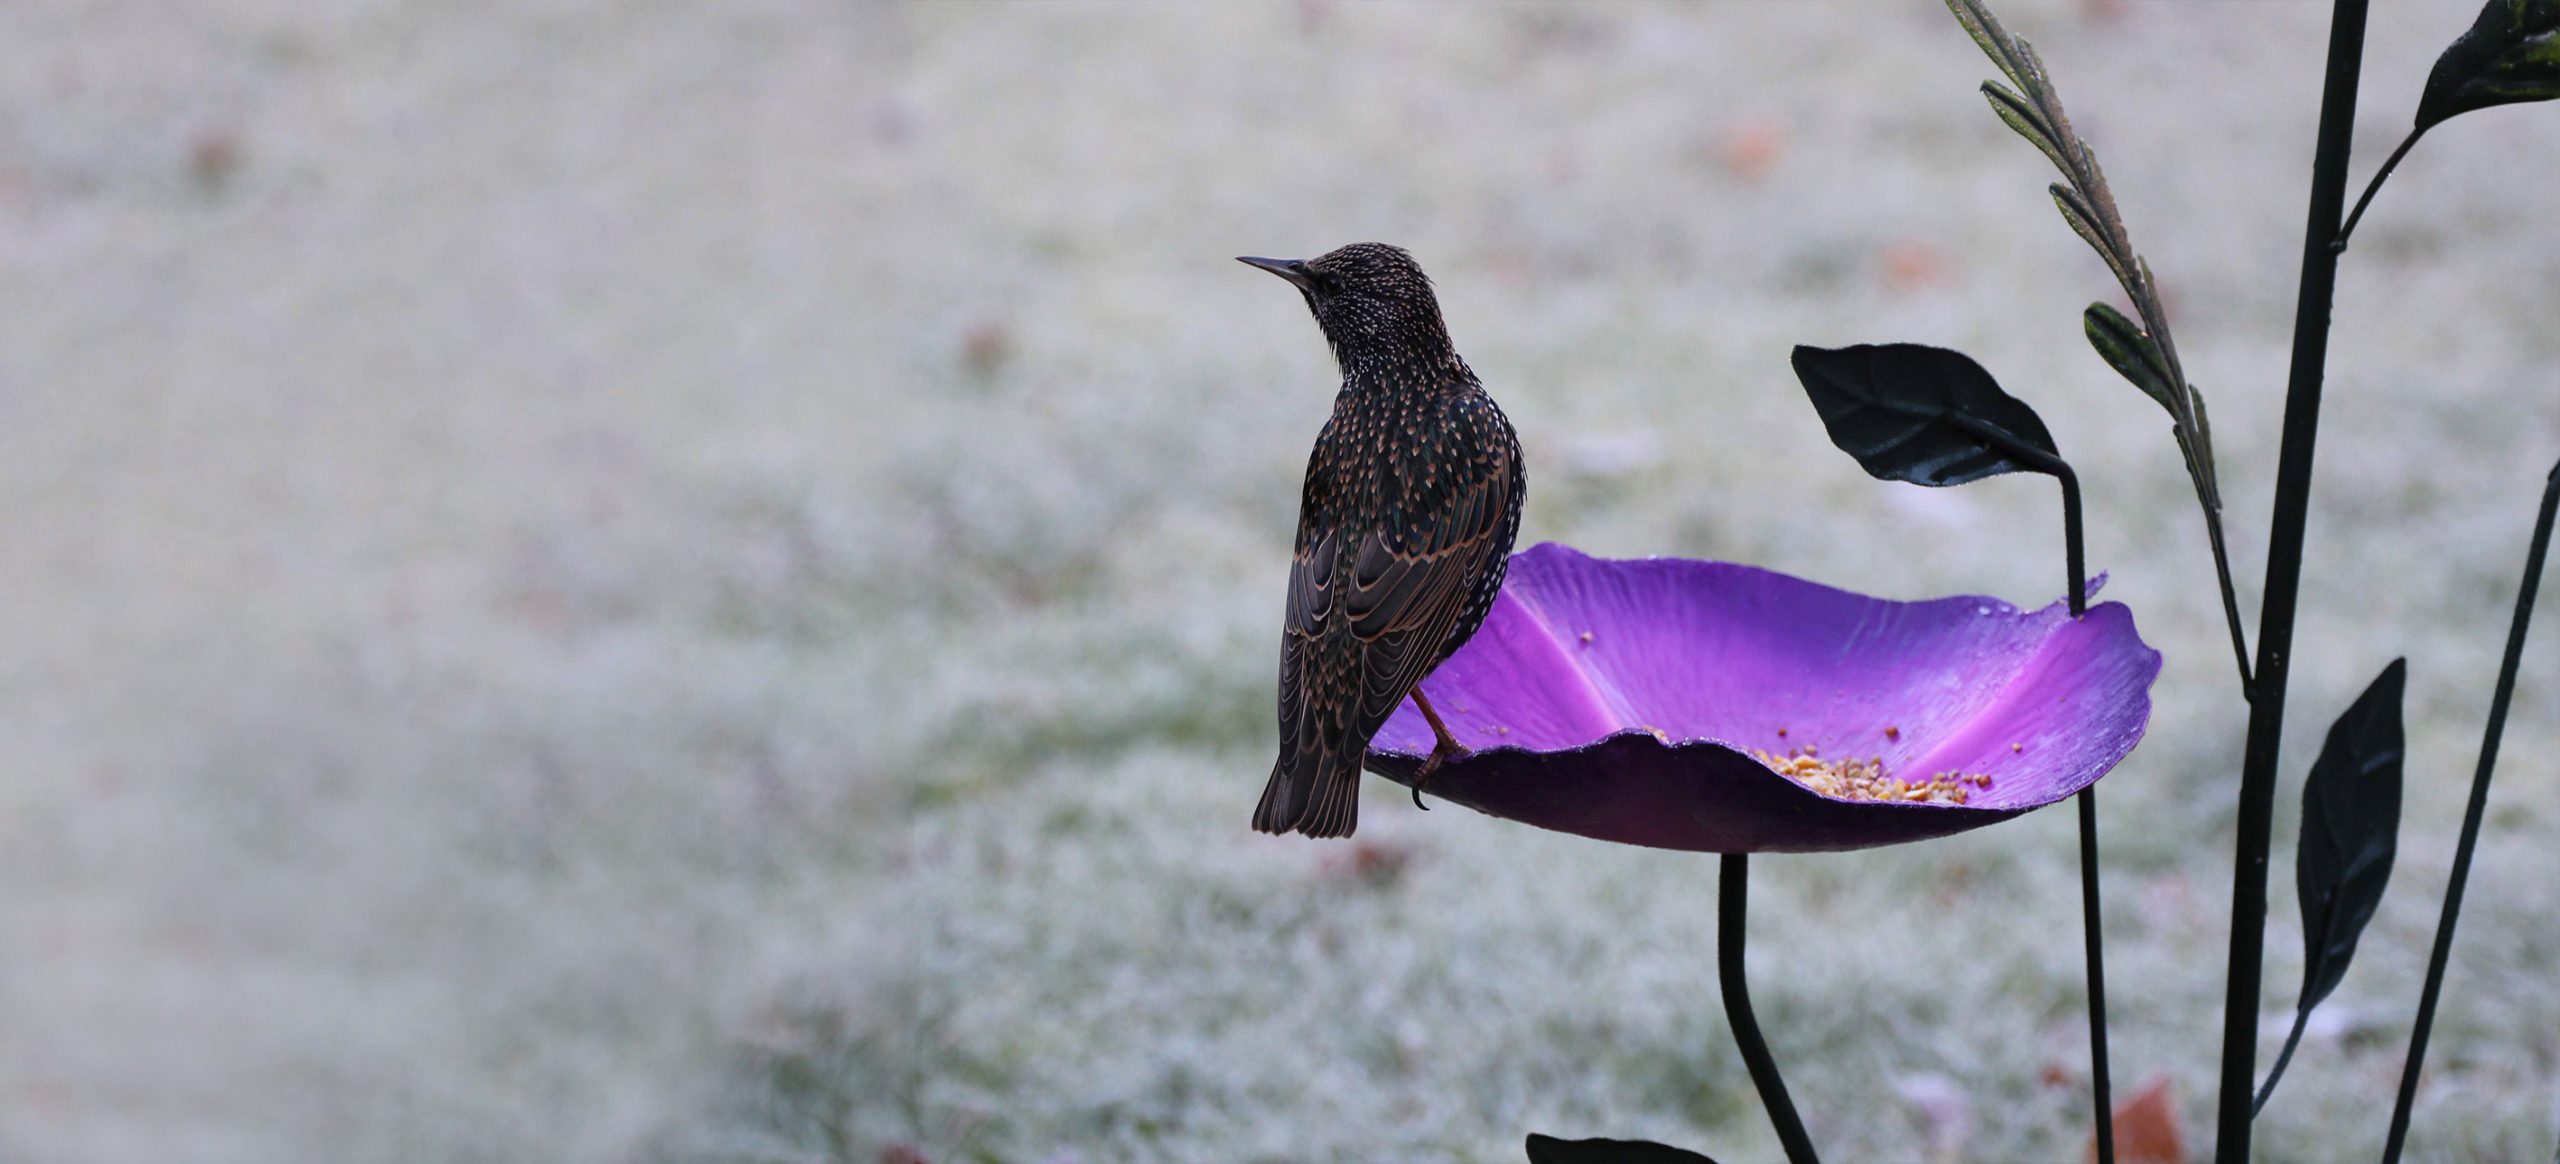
[1939,419,2112,1159]
[2077,787,2114,1164]
[2204,514,2256,700]
[2380,459,2560,1163]
[2215,3,2367,1156]
[2053,454,2113,1163]
[2058,464,2088,619]
[1720,854,1818,1164]
[2335,126,2425,253]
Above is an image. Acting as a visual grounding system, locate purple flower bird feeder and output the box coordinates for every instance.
[1366,543,2162,852]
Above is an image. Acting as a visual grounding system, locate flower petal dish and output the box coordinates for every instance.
[1366,544,2162,852]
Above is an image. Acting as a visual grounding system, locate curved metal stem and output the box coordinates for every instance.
[2204,514,2255,700]
[1720,854,1818,1164]
[2335,126,2425,253]
[1942,416,2087,613]
[2252,1003,2309,1116]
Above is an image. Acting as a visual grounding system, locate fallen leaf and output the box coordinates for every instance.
[2092,1074,2184,1164]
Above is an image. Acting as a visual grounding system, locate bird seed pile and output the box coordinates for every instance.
[1750,745,1992,805]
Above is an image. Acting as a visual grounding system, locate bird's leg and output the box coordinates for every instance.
[1407,687,1468,810]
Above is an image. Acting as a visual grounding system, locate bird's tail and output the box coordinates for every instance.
[1253,740,1363,838]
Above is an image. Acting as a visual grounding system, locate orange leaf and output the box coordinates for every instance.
[2090,1074,2184,1164]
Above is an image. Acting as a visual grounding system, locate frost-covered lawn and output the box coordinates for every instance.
[2,3,2555,1162]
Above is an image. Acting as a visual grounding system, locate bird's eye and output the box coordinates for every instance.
[1309,271,1342,296]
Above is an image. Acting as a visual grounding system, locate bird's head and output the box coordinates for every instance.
[1238,243,1454,371]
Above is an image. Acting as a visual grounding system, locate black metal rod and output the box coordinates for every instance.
[1720,853,1818,1164]
[2215,3,2367,1158]
[1943,417,2088,613]
[1942,420,2113,1158]
[2058,464,2089,619]
[2054,461,2114,1163]
[1951,410,2111,1160]
[2380,458,2560,1163]
[2077,786,2114,1164]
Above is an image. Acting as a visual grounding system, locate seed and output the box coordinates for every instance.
[1749,746,1979,807]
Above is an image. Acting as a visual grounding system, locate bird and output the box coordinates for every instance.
[1238,243,1525,839]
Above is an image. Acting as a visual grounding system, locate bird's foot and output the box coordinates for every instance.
[1409,737,1468,810]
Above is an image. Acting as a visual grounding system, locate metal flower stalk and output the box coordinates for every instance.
[2213,4,2367,1157]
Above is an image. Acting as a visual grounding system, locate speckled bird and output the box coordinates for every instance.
[1238,243,1525,839]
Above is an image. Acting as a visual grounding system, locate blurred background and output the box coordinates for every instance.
[2,2,2555,1161]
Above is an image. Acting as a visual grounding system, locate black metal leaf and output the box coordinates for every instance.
[1790,343,2059,487]
[2297,657,2408,1010]
[2256,658,2408,1114]
[2083,302,2180,416]
[2415,0,2560,132]
[1526,1133,1721,1164]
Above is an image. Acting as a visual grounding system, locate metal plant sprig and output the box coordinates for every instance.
[1947,1,2381,1153]
[1491,4,2551,1160]
[2224,0,2558,1154]
[2348,8,2560,1155]
[2339,0,2560,249]
[1863,2,2555,1158]
[1945,0,2253,697]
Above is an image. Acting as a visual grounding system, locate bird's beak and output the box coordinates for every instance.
[1236,255,1315,291]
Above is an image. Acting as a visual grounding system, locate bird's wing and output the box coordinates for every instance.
[1276,515,1339,758]
[1339,436,1516,731]
[1267,403,1515,835]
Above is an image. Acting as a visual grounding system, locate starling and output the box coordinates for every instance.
[1239,243,1526,839]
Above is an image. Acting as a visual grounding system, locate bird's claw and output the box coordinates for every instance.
[1409,738,1469,810]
